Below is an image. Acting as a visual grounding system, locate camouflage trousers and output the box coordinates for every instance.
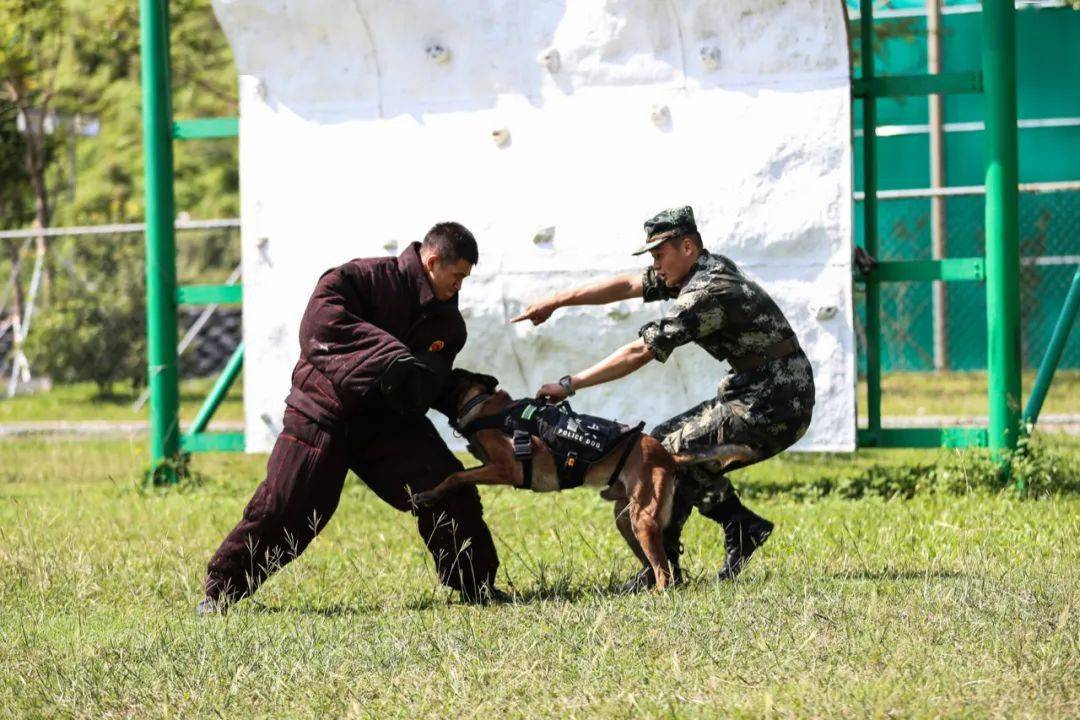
[651,392,811,517]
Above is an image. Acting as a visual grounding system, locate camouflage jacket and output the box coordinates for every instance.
[638,250,815,416]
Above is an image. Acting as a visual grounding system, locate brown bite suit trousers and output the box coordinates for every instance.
[204,405,498,603]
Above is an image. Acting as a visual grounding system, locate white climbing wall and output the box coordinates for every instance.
[212,0,856,453]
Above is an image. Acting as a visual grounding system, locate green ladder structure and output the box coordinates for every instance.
[139,0,1075,477]
[140,0,242,474]
[854,0,1019,453]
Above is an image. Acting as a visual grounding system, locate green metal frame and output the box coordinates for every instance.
[858,258,985,283]
[176,284,243,305]
[140,0,181,475]
[173,117,239,140]
[851,71,983,99]
[139,0,1055,473]
[1024,268,1080,427]
[140,0,243,478]
[855,0,1023,456]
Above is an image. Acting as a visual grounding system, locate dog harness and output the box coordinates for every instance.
[459,399,645,490]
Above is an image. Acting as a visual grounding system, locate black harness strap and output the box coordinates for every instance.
[458,399,536,489]
[454,392,493,432]
[513,430,534,489]
[458,399,644,492]
[607,423,646,487]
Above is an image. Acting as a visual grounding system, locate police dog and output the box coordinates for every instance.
[411,369,678,590]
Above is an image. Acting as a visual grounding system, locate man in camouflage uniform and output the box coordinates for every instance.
[517,206,814,587]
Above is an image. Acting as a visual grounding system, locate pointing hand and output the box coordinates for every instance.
[511,298,558,325]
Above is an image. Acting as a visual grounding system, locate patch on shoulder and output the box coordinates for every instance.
[427,340,444,352]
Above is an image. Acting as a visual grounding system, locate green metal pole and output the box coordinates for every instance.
[982,0,1022,457]
[860,0,882,439]
[1024,267,1080,428]
[140,0,181,476]
[188,343,244,436]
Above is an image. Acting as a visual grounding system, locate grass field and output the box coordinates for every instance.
[1,434,1078,718]
[0,377,244,425]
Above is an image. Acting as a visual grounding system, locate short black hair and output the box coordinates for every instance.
[422,222,479,265]
[682,230,704,250]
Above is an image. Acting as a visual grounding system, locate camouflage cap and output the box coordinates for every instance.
[633,205,697,255]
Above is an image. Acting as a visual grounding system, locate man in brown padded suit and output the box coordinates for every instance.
[198,222,506,613]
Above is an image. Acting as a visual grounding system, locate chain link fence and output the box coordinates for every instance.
[855,185,1080,374]
[0,225,241,387]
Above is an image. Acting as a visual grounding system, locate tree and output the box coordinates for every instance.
[0,0,65,232]
[0,100,34,328]
[24,236,146,394]
[0,0,68,345]
[4,0,240,390]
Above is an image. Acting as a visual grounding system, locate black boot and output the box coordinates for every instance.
[703,495,774,580]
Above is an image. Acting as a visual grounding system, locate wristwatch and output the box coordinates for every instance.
[559,375,576,397]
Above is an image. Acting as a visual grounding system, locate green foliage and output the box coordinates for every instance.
[142,451,203,488]
[1,0,238,386]
[0,0,238,228]
[54,0,239,225]
[0,0,64,87]
[0,100,33,228]
[23,236,146,394]
[1010,429,1080,496]
[0,0,67,227]
[741,433,1080,501]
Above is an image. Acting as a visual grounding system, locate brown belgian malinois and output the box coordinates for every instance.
[411,369,678,590]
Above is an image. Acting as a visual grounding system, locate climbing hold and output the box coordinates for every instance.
[532,226,555,247]
[383,239,398,252]
[538,47,561,74]
[651,104,671,128]
[425,43,451,65]
[699,45,722,72]
[810,301,839,321]
[491,128,511,147]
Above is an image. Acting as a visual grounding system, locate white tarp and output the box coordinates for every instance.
[211,0,856,453]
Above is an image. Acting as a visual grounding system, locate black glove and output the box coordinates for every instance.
[854,247,878,277]
[376,354,448,415]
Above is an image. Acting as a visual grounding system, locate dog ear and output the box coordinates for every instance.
[431,368,499,419]
[449,368,499,392]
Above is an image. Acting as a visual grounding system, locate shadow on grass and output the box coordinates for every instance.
[501,583,631,605]
[829,568,963,582]
[399,581,634,610]
[247,588,632,614]
[248,600,381,617]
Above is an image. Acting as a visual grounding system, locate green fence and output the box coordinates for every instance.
[855,185,1080,373]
